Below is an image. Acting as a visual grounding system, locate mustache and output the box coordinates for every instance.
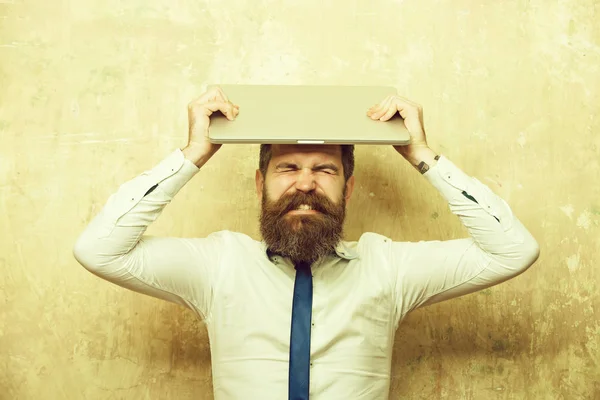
[273,191,338,215]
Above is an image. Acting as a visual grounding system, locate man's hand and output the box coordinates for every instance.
[367,94,438,172]
[182,86,239,168]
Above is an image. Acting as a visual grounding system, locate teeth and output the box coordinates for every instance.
[297,204,312,210]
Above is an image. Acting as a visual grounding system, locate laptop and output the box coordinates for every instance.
[208,84,410,145]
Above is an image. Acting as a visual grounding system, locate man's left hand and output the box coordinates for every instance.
[366,95,431,160]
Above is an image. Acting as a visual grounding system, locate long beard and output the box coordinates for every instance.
[259,188,346,265]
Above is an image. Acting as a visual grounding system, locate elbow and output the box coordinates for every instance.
[491,235,540,277]
[73,233,100,272]
[523,240,540,268]
[514,236,541,274]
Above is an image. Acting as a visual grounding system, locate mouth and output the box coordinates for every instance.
[286,204,321,215]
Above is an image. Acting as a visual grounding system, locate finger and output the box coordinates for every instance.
[379,106,397,121]
[366,106,378,118]
[224,103,235,120]
[367,103,379,112]
[210,91,226,103]
[391,97,420,120]
[190,88,221,107]
[203,101,235,120]
[367,102,385,117]
[216,86,230,103]
[204,86,224,101]
[370,96,394,120]
[367,95,391,116]
[367,104,379,114]
[211,88,237,116]
[367,95,394,113]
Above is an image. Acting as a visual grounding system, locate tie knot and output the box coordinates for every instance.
[294,261,311,272]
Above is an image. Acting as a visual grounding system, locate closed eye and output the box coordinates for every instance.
[275,163,299,172]
[274,162,339,175]
[313,164,339,175]
[317,169,335,174]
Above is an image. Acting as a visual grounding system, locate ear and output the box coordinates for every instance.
[344,175,355,203]
[255,169,264,202]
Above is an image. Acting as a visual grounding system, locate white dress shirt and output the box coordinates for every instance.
[73,149,539,399]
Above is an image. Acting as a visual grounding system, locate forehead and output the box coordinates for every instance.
[270,144,342,163]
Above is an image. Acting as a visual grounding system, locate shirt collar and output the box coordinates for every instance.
[262,240,359,262]
[334,241,359,260]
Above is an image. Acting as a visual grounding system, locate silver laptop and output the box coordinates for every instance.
[208,85,410,145]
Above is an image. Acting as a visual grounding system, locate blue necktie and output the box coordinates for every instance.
[289,261,313,400]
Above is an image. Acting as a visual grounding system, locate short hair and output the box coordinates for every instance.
[259,144,355,182]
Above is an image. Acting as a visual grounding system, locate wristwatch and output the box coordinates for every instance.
[418,154,440,174]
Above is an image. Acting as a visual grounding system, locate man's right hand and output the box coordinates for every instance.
[182,86,239,168]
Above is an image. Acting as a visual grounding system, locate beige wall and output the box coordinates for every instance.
[2,0,599,398]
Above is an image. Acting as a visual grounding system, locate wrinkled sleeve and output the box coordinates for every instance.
[73,149,219,319]
[391,155,540,321]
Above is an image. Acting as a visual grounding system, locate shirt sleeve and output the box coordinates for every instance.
[391,155,540,321]
[73,149,219,319]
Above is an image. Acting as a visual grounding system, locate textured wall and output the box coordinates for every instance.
[1,0,599,399]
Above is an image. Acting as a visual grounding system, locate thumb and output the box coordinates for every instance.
[203,101,235,120]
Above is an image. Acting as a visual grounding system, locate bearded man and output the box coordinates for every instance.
[74,86,539,400]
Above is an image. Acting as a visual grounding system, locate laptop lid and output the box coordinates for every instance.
[208,84,410,145]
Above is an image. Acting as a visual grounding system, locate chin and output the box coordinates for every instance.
[287,216,308,230]
[284,214,319,230]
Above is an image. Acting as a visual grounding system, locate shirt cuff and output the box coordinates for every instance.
[109,149,200,221]
[423,155,473,194]
[423,155,513,230]
[148,149,200,198]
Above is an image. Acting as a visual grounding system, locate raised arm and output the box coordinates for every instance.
[73,87,239,318]
[367,96,540,320]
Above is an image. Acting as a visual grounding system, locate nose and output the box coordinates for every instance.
[294,167,317,193]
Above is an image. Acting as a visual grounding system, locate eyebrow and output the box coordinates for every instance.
[275,162,339,173]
